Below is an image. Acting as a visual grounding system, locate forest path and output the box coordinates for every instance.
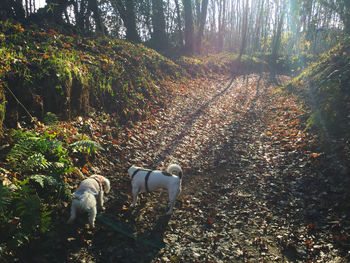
[23,74,349,262]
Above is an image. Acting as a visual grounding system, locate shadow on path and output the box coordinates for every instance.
[152,76,237,167]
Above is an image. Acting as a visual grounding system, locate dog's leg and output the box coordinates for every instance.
[98,191,105,210]
[88,207,97,228]
[131,185,139,207]
[166,189,180,215]
[67,202,77,224]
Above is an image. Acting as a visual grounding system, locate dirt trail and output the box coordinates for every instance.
[19,74,349,263]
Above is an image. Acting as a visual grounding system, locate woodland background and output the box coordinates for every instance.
[0,0,349,262]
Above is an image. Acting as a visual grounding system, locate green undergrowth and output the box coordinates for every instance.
[0,21,185,126]
[285,42,350,140]
[0,124,105,255]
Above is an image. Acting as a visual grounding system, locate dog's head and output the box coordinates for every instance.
[90,175,111,193]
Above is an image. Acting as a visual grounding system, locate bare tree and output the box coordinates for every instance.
[271,5,285,66]
[174,0,184,48]
[196,0,209,54]
[238,0,248,58]
[111,0,141,43]
[183,0,194,55]
[88,0,106,36]
[151,0,168,51]
[318,0,350,34]
[217,0,226,52]
[0,0,25,21]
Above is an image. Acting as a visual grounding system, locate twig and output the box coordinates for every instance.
[4,85,34,121]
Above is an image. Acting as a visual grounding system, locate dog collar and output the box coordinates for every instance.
[144,171,152,193]
[131,169,140,180]
[93,177,103,192]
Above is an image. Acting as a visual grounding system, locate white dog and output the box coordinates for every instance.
[67,174,110,228]
[127,164,183,215]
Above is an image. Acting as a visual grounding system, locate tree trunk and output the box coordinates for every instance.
[46,0,71,24]
[88,0,106,36]
[151,0,168,51]
[73,0,85,32]
[0,0,25,21]
[174,0,184,48]
[217,0,226,53]
[196,0,209,54]
[238,0,248,59]
[271,12,284,58]
[319,0,350,35]
[253,0,264,52]
[112,0,141,43]
[343,1,350,34]
[271,9,285,70]
[183,0,194,55]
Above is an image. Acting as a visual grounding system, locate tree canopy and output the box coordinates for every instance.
[1,0,348,57]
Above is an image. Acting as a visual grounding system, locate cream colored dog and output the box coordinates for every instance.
[67,174,110,228]
[128,164,183,215]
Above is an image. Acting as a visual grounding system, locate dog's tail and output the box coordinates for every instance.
[167,164,183,179]
[73,190,97,211]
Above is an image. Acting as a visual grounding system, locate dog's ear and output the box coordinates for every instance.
[103,178,111,193]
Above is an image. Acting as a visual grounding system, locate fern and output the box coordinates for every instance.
[29,174,70,201]
[21,153,49,173]
[0,185,11,215]
[7,132,65,173]
[43,112,58,125]
[8,130,64,163]
[29,174,46,188]
[15,194,42,231]
[10,130,37,142]
[47,161,66,175]
[2,130,71,250]
[68,139,104,154]
[40,208,53,233]
[11,178,54,234]
[7,137,39,164]
[29,174,59,188]
[35,138,63,159]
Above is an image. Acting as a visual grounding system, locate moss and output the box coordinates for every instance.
[285,43,350,139]
[0,21,186,127]
[0,89,5,137]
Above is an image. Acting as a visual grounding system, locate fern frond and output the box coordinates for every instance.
[68,140,104,153]
[10,130,37,143]
[47,162,66,177]
[8,131,64,165]
[43,112,58,125]
[29,174,60,188]
[15,194,42,234]
[21,153,49,173]
[0,185,11,214]
[35,138,63,157]
[7,137,39,163]
[28,175,46,188]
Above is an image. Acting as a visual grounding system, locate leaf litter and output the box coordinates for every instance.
[18,73,350,262]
